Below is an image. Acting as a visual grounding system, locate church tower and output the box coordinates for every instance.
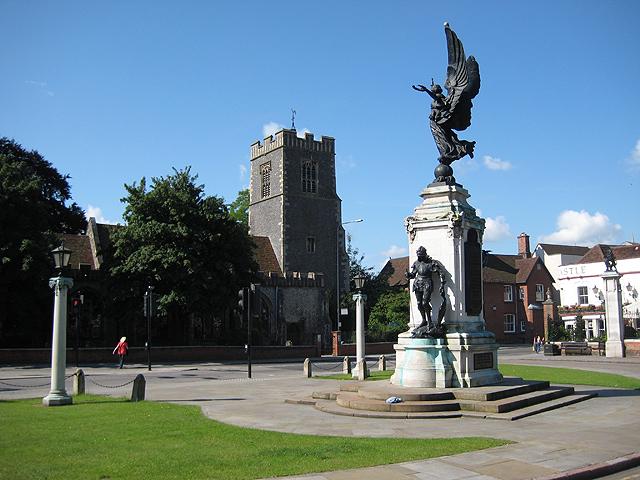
[249,129,346,306]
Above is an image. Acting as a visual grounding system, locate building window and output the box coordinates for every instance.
[79,263,92,272]
[520,320,527,332]
[260,162,271,199]
[504,285,513,302]
[577,286,589,305]
[504,314,515,333]
[536,284,545,301]
[519,286,525,300]
[306,237,316,253]
[302,160,318,193]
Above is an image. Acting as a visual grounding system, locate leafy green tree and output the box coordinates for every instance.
[367,290,410,341]
[107,168,257,344]
[228,188,249,227]
[573,314,586,341]
[339,234,396,337]
[548,318,571,342]
[0,138,86,346]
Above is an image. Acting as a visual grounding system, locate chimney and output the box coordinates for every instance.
[518,233,531,258]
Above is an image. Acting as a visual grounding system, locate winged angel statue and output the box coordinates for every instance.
[413,23,480,184]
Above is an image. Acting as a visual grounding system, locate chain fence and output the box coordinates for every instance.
[0,372,76,389]
[86,376,137,389]
[309,362,343,371]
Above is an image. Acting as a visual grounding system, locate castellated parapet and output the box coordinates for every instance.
[250,129,335,159]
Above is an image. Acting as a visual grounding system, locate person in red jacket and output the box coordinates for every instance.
[113,336,128,369]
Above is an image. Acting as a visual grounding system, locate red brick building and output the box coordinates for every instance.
[379,233,555,344]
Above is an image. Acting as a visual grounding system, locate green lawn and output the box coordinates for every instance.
[499,364,640,389]
[317,364,640,389]
[0,395,508,480]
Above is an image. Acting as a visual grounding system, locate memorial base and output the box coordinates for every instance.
[391,331,502,388]
[390,337,453,388]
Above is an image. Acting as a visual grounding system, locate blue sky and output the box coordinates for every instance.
[2,1,639,271]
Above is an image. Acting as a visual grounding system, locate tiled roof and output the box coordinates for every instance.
[536,243,590,256]
[483,254,518,283]
[59,233,94,270]
[251,236,281,275]
[379,256,409,287]
[515,257,539,283]
[577,244,640,264]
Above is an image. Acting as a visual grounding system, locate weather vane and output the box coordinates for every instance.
[291,109,296,130]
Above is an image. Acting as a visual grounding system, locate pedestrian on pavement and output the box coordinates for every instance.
[113,336,128,368]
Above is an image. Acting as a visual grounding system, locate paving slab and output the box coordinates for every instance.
[1,349,640,479]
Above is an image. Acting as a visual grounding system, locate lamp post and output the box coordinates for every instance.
[43,242,73,406]
[352,273,367,379]
[336,219,363,334]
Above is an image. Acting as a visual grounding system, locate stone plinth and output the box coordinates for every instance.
[391,338,452,388]
[603,270,625,358]
[393,181,502,388]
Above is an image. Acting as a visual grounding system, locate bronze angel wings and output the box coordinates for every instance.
[413,23,481,182]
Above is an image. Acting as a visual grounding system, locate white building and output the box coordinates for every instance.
[533,243,589,304]
[556,244,640,338]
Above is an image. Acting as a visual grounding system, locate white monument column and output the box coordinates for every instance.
[43,276,74,406]
[352,292,367,378]
[391,182,502,388]
[603,271,625,358]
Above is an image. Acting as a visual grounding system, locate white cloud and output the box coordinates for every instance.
[86,205,118,225]
[25,80,54,97]
[239,164,247,180]
[484,215,512,242]
[381,244,408,259]
[483,155,512,171]
[540,210,621,245]
[628,139,640,170]
[262,122,284,139]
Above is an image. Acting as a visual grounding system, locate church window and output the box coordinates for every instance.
[302,160,317,193]
[306,237,316,253]
[260,162,271,199]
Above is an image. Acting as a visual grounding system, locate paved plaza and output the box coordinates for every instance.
[1,345,639,479]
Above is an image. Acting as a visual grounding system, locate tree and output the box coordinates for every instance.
[0,138,86,346]
[573,314,586,341]
[340,234,397,337]
[108,168,257,344]
[368,290,410,341]
[228,188,249,227]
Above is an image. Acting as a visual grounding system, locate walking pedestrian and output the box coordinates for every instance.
[113,336,128,368]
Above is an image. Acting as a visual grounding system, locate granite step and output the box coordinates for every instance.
[314,399,463,419]
[462,392,598,420]
[453,379,550,401]
[458,385,575,413]
[336,392,460,412]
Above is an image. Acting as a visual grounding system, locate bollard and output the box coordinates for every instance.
[342,356,351,375]
[73,369,85,395]
[131,374,146,402]
[356,359,368,381]
[378,354,386,371]
[303,358,312,378]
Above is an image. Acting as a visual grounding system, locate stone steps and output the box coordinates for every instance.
[336,392,460,412]
[313,400,463,419]
[458,385,574,413]
[286,377,598,421]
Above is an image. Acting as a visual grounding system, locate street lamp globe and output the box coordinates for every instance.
[51,242,72,273]
[354,273,366,291]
